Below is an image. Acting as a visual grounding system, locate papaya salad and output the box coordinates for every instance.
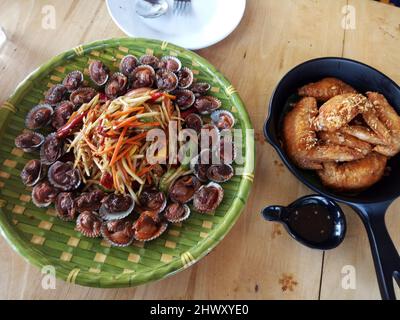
[14,54,237,246]
[65,89,176,199]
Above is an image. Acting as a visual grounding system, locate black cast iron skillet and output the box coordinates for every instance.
[264,57,400,300]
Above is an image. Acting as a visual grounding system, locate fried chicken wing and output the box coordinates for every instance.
[318,131,372,156]
[306,144,367,162]
[283,78,400,192]
[366,92,400,156]
[283,97,321,169]
[313,93,372,132]
[373,144,399,157]
[362,109,392,144]
[298,77,357,102]
[367,92,400,132]
[283,97,366,170]
[340,125,386,146]
[317,152,387,192]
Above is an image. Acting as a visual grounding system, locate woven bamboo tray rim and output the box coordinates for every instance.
[0,37,254,288]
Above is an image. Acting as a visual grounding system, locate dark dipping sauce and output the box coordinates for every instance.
[283,204,335,244]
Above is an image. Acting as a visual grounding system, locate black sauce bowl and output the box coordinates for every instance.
[264,57,400,300]
[262,195,346,250]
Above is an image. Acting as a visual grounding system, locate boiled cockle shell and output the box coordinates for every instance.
[45,84,67,105]
[101,218,135,247]
[62,70,84,92]
[193,182,224,214]
[40,133,64,165]
[15,131,44,153]
[139,55,160,69]
[105,72,128,98]
[89,60,110,86]
[139,188,167,213]
[103,219,123,232]
[133,211,168,242]
[119,55,139,78]
[159,56,182,73]
[211,110,235,130]
[169,175,201,204]
[48,161,81,191]
[184,113,203,133]
[156,69,178,92]
[163,203,191,224]
[51,101,74,129]
[32,180,59,208]
[207,164,234,183]
[25,104,53,130]
[175,89,195,110]
[191,82,211,97]
[131,65,155,89]
[99,193,135,221]
[177,67,194,89]
[74,189,105,213]
[195,96,222,115]
[190,149,212,182]
[21,159,45,186]
[70,87,97,106]
[76,211,102,238]
[55,192,77,221]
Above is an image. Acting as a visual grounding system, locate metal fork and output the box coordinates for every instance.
[173,0,191,15]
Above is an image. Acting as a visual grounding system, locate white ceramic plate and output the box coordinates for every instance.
[106,0,246,50]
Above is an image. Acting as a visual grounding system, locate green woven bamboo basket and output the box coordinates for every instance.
[0,38,254,288]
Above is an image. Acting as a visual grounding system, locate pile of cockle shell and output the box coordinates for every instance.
[14,52,237,246]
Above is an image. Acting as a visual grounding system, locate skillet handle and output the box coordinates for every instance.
[352,203,400,300]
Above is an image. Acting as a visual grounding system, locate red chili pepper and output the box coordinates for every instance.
[99,92,109,103]
[150,92,163,102]
[56,111,88,139]
[100,172,113,190]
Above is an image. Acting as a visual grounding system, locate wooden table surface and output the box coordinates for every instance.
[0,0,399,300]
